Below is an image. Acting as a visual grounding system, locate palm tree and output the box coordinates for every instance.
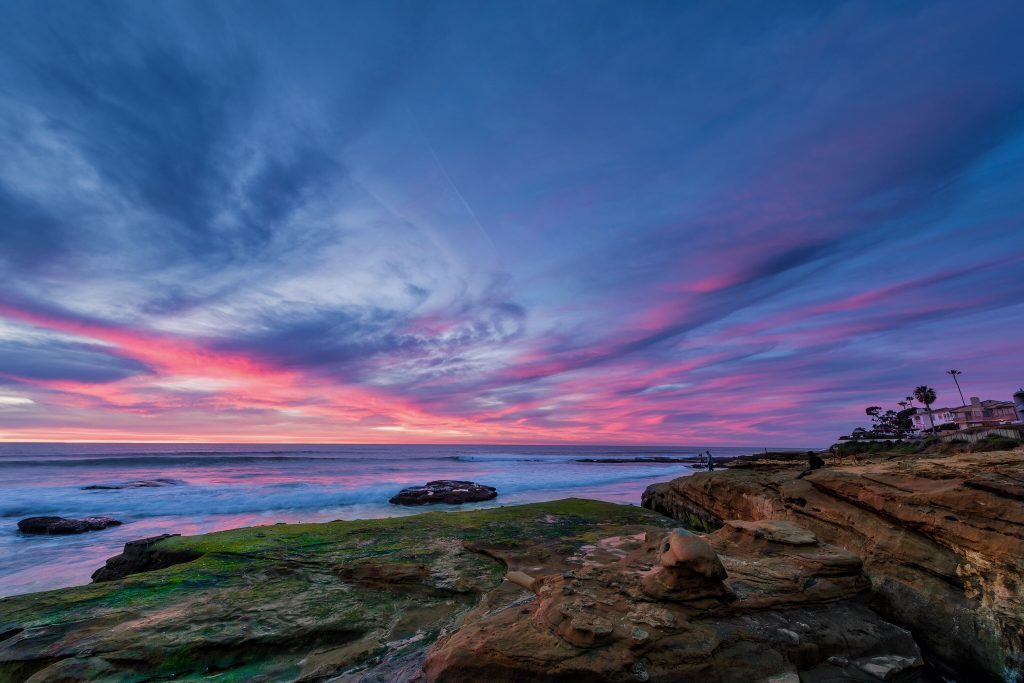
[947,369,966,406]
[914,385,938,432]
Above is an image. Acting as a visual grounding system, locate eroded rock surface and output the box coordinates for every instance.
[423,518,920,682]
[642,450,1024,681]
[390,480,498,505]
[1,499,927,683]
[0,501,662,681]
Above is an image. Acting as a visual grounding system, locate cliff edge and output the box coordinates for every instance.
[642,450,1024,682]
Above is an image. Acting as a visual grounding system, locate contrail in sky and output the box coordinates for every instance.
[403,101,501,263]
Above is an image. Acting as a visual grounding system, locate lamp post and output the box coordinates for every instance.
[947,369,966,406]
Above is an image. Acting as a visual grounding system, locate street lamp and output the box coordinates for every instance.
[947,369,966,406]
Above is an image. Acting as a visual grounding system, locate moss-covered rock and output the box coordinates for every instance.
[0,499,670,682]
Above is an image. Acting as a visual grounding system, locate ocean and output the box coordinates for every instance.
[0,443,785,597]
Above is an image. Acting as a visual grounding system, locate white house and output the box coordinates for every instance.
[910,406,956,432]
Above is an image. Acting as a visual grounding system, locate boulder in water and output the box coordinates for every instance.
[82,478,181,490]
[17,516,122,535]
[389,480,497,505]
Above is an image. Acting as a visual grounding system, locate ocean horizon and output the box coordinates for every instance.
[0,442,812,597]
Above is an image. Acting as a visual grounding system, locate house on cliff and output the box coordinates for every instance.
[910,406,957,432]
[952,397,1017,428]
[911,396,1018,432]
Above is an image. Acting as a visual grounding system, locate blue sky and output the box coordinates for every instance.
[1,1,1022,444]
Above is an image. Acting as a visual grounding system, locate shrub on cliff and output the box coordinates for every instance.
[835,440,917,455]
[969,435,1021,453]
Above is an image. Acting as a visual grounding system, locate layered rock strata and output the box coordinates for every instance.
[642,450,1024,682]
[423,519,921,682]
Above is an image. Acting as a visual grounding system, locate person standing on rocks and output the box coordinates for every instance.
[706,450,715,472]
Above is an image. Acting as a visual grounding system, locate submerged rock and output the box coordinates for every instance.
[575,457,695,463]
[641,450,1024,681]
[389,480,497,505]
[17,516,122,535]
[82,478,181,490]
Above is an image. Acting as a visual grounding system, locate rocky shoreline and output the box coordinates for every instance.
[0,499,921,682]
[1,450,1019,682]
[642,449,1024,682]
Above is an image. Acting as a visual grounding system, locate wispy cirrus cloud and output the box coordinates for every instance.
[0,1,1022,444]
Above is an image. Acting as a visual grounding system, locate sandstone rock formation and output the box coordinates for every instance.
[423,519,921,682]
[0,499,927,682]
[390,480,498,505]
[642,450,1024,682]
[16,516,121,535]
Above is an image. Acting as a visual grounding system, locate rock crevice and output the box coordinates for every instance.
[423,519,922,681]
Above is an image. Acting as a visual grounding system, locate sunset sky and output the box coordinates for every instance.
[1,1,1023,445]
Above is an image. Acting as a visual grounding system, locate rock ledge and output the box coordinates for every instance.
[641,450,1024,681]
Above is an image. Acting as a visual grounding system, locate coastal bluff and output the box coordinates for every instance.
[642,450,1024,682]
[2,499,923,682]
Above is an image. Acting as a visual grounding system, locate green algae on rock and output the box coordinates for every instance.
[0,499,670,682]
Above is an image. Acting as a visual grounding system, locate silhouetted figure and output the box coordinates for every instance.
[706,450,715,472]
[796,451,825,479]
